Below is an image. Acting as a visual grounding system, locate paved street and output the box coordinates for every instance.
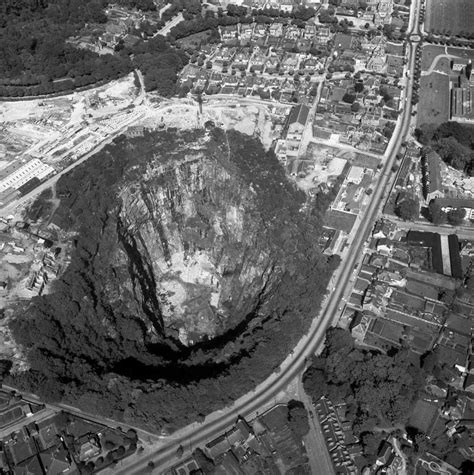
[297,380,335,475]
[154,12,184,37]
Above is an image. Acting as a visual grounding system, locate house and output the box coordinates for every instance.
[303,22,317,39]
[15,455,43,475]
[219,25,238,42]
[40,446,75,474]
[240,23,254,42]
[421,150,443,201]
[367,55,386,73]
[376,440,395,466]
[269,23,283,38]
[264,57,279,73]
[285,104,310,140]
[434,197,474,214]
[315,27,331,45]
[279,0,293,12]
[77,436,101,462]
[206,434,231,459]
[281,53,299,73]
[376,238,392,255]
[387,54,404,76]
[254,23,267,38]
[350,312,371,341]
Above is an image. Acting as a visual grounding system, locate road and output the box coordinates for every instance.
[154,13,184,38]
[113,1,422,472]
[297,379,335,475]
[2,384,161,444]
[421,54,456,76]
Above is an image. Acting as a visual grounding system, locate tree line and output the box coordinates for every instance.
[303,328,472,469]
[0,0,187,97]
[416,122,474,176]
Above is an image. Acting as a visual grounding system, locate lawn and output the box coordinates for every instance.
[352,153,380,170]
[417,72,450,127]
[409,399,438,434]
[422,45,474,72]
[324,209,357,233]
[0,407,24,428]
[421,45,448,72]
[369,318,404,344]
[425,0,474,36]
[446,46,474,62]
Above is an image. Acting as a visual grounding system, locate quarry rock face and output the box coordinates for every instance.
[114,148,277,345]
[17,127,318,364]
[11,128,331,429]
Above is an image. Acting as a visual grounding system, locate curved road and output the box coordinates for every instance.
[421,53,456,76]
[113,1,422,473]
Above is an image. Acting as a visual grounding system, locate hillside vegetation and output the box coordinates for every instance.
[0,0,187,97]
[9,128,338,431]
[416,122,474,176]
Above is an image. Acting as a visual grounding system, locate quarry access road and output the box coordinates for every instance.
[115,6,421,472]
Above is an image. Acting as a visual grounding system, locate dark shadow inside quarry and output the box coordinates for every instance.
[112,350,248,384]
[6,127,337,429]
[111,303,273,384]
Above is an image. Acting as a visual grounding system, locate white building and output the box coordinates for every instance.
[0,159,55,193]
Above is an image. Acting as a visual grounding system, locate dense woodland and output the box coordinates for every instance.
[303,328,472,470]
[0,0,188,97]
[9,129,338,431]
[416,122,474,176]
[0,0,128,96]
[304,329,423,433]
[0,0,320,97]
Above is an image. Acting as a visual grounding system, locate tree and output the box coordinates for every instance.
[351,102,360,113]
[192,448,215,473]
[342,92,356,104]
[447,208,466,225]
[395,194,419,221]
[361,432,382,464]
[428,200,446,224]
[104,440,116,451]
[0,360,12,379]
[116,446,126,457]
[303,366,327,400]
[287,400,310,438]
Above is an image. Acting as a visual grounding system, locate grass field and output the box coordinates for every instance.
[446,46,474,62]
[352,153,380,170]
[425,0,474,36]
[421,45,474,72]
[0,407,24,428]
[417,72,450,126]
[325,209,357,233]
[421,45,450,72]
